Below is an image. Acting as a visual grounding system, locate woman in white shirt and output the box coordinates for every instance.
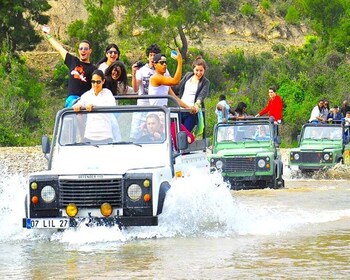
[73,69,118,143]
[173,56,210,132]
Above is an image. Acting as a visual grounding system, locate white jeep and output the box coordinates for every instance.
[22,96,209,229]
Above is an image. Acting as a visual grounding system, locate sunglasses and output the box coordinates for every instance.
[107,50,118,55]
[91,80,102,84]
[157,61,167,65]
[79,47,89,51]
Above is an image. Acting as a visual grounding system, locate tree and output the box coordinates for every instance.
[116,0,222,61]
[298,0,350,51]
[0,0,51,53]
[67,0,114,63]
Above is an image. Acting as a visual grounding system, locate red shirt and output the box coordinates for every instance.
[171,122,195,149]
[259,95,283,122]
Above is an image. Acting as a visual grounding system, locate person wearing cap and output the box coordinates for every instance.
[148,50,189,107]
[327,105,343,124]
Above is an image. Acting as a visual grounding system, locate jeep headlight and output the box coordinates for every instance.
[323,153,330,161]
[293,153,300,160]
[258,159,266,168]
[127,184,142,201]
[41,185,56,203]
[215,160,223,169]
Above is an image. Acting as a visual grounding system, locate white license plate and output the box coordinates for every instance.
[26,218,70,229]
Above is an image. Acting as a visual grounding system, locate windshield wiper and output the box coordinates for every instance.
[64,142,100,148]
[64,142,91,146]
[107,141,142,147]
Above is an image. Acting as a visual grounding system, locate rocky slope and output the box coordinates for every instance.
[23,0,309,72]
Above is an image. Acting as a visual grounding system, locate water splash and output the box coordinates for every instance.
[1,165,350,245]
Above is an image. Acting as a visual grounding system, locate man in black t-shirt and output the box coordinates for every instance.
[42,25,97,107]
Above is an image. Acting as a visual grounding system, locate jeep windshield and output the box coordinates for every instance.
[302,126,342,141]
[216,123,271,143]
[58,109,167,146]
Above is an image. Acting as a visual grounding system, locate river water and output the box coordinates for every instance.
[0,166,349,279]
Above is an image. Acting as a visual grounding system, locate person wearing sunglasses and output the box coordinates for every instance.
[73,69,118,143]
[97,43,121,73]
[148,50,190,107]
[73,69,115,112]
[42,25,96,108]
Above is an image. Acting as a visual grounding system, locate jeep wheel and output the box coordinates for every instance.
[276,178,285,189]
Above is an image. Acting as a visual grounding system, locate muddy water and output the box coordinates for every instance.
[0,168,349,279]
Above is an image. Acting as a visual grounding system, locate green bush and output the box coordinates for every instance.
[241,3,255,17]
[260,0,271,11]
[285,6,300,25]
[0,47,48,146]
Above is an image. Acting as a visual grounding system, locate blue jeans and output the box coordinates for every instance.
[181,112,196,132]
[65,95,80,108]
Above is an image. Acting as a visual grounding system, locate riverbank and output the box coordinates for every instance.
[1,146,292,176]
[1,146,349,179]
[0,146,47,176]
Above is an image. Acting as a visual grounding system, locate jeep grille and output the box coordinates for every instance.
[59,178,122,207]
[300,152,323,163]
[224,157,256,172]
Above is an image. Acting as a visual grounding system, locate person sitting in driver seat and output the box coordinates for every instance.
[137,113,164,142]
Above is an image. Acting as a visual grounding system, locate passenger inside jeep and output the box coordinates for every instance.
[136,113,165,143]
[255,125,270,140]
[81,112,121,144]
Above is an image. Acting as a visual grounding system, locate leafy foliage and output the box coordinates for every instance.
[241,3,256,17]
[285,6,300,24]
[2,0,350,147]
[67,0,114,63]
[0,44,48,146]
[0,0,51,52]
[115,0,222,60]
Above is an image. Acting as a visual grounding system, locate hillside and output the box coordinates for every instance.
[23,0,309,72]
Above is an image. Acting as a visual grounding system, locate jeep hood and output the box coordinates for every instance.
[212,147,273,157]
[50,145,168,174]
[298,143,342,151]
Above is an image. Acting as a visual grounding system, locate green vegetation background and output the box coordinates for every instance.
[1,0,349,147]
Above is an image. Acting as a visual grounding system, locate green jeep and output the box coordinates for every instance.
[208,118,284,190]
[289,122,350,173]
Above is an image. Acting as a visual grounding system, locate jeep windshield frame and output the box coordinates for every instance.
[300,123,349,144]
[57,107,168,147]
[214,119,275,146]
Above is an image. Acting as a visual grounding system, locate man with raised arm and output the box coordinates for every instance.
[42,25,97,107]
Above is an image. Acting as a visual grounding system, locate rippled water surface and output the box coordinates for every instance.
[0,167,349,279]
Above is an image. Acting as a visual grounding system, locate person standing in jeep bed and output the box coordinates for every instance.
[255,86,283,123]
[42,25,97,108]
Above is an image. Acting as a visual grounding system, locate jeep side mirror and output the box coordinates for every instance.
[177,131,189,150]
[297,135,301,142]
[42,135,50,154]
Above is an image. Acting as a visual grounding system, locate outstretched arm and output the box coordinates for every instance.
[42,25,68,60]
[152,49,183,86]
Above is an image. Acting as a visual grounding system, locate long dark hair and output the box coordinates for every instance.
[235,102,247,116]
[96,43,120,67]
[104,61,128,95]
